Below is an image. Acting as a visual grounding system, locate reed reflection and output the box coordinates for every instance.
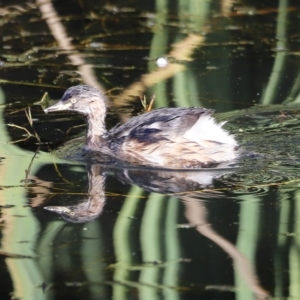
[40,163,268,299]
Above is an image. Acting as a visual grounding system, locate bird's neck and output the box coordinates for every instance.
[85,114,107,151]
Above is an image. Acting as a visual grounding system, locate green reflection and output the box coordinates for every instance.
[235,195,261,299]
[163,196,180,300]
[139,193,165,299]
[289,191,300,297]
[0,87,46,299]
[148,0,168,108]
[261,0,288,105]
[113,185,144,298]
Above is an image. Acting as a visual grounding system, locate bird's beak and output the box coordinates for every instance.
[44,101,72,114]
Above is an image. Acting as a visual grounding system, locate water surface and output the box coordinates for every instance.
[0,1,300,299]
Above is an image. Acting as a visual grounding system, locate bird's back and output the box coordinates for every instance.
[106,107,237,168]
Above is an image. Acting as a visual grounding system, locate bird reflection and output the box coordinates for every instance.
[44,164,105,223]
[114,167,227,194]
[44,164,229,223]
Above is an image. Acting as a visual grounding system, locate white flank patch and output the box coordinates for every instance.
[183,116,237,145]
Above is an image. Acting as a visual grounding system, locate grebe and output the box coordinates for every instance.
[44,85,238,168]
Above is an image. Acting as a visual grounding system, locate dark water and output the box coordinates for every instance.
[0,1,300,299]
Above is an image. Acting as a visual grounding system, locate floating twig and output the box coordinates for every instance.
[24,106,41,144]
[24,147,40,187]
[140,94,155,112]
[7,123,34,143]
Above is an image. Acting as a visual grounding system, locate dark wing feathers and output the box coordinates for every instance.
[109,107,213,142]
[129,128,165,143]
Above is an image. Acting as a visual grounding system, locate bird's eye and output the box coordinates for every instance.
[71,98,77,104]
